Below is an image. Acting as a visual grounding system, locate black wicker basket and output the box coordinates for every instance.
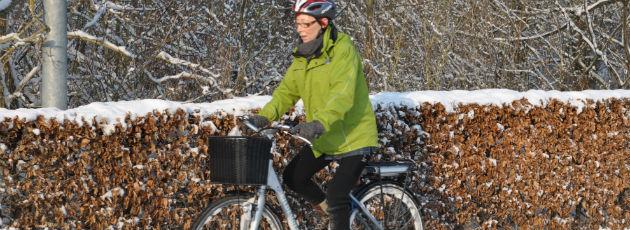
[208,136,272,185]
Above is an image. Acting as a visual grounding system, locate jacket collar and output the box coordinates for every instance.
[321,24,337,54]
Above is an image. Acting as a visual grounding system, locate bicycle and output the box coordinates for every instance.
[192,117,424,229]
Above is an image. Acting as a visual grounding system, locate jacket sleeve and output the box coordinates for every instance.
[258,71,300,121]
[313,44,360,131]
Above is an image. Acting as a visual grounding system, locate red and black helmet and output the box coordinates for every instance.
[293,0,336,19]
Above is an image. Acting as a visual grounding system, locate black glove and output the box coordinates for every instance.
[247,114,270,128]
[291,121,325,142]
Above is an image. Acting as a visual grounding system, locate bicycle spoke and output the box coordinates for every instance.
[394,199,408,228]
[352,184,422,230]
[382,190,389,229]
[391,199,399,227]
[392,201,412,229]
[388,196,399,228]
[400,216,414,229]
[395,201,415,229]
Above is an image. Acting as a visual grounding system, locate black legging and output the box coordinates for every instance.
[282,146,368,230]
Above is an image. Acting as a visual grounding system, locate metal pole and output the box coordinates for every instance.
[42,0,68,109]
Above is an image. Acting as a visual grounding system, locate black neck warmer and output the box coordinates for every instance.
[295,31,324,59]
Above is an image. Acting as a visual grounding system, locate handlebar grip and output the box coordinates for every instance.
[242,119,260,132]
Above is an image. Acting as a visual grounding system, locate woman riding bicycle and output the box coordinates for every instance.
[247,0,379,229]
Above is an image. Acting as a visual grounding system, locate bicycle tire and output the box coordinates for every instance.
[350,182,423,230]
[192,194,283,230]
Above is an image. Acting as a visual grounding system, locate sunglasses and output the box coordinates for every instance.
[295,20,319,28]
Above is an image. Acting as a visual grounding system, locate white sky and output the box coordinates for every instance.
[0,0,10,12]
[0,89,628,126]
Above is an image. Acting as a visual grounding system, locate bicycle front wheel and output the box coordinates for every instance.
[192,195,283,230]
[350,182,423,230]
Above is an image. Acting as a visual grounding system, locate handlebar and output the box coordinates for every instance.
[240,115,313,147]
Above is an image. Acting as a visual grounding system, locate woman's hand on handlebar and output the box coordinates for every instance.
[246,114,270,129]
[290,121,325,142]
[239,115,313,146]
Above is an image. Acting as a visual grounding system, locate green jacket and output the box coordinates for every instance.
[259,26,379,157]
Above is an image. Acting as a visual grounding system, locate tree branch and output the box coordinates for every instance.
[0,33,20,44]
[151,71,209,84]
[156,51,217,77]
[83,2,108,30]
[569,0,616,17]
[509,0,616,16]
[494,24,568,42]
[557,1,609,65]
[11,64,40,98]
[67,30,136,58]
[578,59,611,89]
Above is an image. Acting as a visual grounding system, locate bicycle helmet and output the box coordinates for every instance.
[293,0,336,20]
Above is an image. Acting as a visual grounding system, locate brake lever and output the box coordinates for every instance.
[237,115,262,133]
[276,128,312,147]
[243,120,260,132]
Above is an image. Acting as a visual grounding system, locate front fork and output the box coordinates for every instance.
[248,160,300,230]
[247,185,267,230]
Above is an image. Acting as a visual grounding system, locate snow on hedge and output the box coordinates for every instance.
[1,89,629,125]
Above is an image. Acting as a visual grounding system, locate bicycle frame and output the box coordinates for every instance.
[246,159,387,230]
[239,119,387,230]
[349,193,383,229]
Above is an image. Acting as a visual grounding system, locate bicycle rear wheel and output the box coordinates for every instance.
[350,182,423,230]
[192,195,283,230]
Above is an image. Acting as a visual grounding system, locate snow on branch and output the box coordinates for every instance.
[148,71,234,96]
[153,52,234,97]
[151,72,213,85]
[556,1,608,64]
[84,1,154,26]
[156,51,219,77]
[105,1,152,11]
[0,32,21,44]
[0,30,45,49]
[505,0,615,16]
[83,3,108,29]
[492,0,615,42]
[566,0,614,17]
[67,30,136,58]
[8,64,40,102]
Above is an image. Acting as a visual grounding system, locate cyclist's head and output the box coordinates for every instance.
[292,0,336,20]
[292,0,335,42]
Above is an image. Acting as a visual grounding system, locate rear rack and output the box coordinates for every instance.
[363,161,415,177]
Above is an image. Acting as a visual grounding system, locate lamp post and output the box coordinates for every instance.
[41,0,68,109]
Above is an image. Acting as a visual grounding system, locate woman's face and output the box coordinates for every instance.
[295,14,322,43]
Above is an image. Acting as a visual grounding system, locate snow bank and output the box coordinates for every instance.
[1,89,628,124]
[0,96,272,126]
[370,89,630,112]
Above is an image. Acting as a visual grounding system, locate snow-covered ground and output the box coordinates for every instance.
[1,89,629,125]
